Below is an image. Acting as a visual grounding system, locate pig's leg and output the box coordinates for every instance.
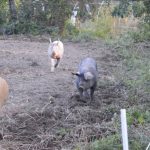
[51,58,56,72]
[90,85,96,101]
[83,90,89,98]
[78,88,84,101]
[78,89,88,103]
[55,58,60,68]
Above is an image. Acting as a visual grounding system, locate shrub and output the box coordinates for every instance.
[4,21,40,35]
[94,15,113,38]
[127,108,150,126]
[71,31,95,42]
[112,0,130,18]
[89,135,122,150]
[78,7,113,40]
[132,1,145,18]
[129,23,150,42]
[63,20,79,38]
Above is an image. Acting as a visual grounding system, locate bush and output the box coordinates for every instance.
[1,0,71,36]
[129,23,150,42]
[132,1,145,18]
[4,20,60,36]
[0,0,8,26]
[129,140,147,150]
[4,21,39,35]
[94,15,113,38]
[78,7,113,40]
[89,135,122,150]
[63,20,79,38]
[71,31,95,42]
[127,108,150,126]
[112,0,130,18]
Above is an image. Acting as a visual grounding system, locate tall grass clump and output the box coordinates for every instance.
[88,135,147,150]
[80,7,114,39]
[64,6,114,42]
[102,23,150,150]
[88,134,122,150]
[63,20,80,40]
[82,105,150,150]
[129,23,150,42]
[108,22,150,103]
[94,15,113,38]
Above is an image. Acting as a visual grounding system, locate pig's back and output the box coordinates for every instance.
[79,57,97,73]
[0,77,9,108]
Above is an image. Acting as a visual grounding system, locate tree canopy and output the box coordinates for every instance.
[0,0,149,35]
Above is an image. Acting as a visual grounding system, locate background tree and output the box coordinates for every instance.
[47,0,71,35]
[112,0,130,18]
[3,0,71,35]
[143,0,150,23]
[132,1,145,17]
[8,0,17,21]
[0,0,149,35]
[112,0,150,21]
[0,0,8,26]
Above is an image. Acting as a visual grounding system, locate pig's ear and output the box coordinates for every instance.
[49,38,52,43]
[72,72,80,76]
[84,72,94,80]
[56,41,59,45]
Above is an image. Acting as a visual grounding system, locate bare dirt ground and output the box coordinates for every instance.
[0,36,129,150]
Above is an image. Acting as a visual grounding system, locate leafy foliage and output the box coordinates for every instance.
[112,0,150,22]
[1,0,71,35]
[132,1,145,17]
[89,135,122,150]
[1,0,150,36]
[112,0,130,18]
[127,108,150,126]
[129,23,150,42]
[143,0,150,14]
[0,0,8,25]
[63,20,79,38]
[85,132,148,150]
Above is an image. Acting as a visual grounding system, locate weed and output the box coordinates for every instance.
[86,134,122,150]
[127,107,150,126]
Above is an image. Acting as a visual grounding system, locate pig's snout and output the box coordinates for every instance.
[78,81,89,90]
[79,83,84,89]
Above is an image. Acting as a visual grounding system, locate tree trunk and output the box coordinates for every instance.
[8,0,17,21]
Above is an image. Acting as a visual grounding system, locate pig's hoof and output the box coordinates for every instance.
[51,70,54,72]
[77,98,87,103]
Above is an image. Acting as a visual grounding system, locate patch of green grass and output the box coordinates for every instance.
[129,23,150,42]
[71,31,96,42]
[63,20,79,38]
[129,139,147,150]
[127,107,150,126]
[94,16,113,39]
[108,25,150,102]
[122,48,149,96]
[64,6,114,42]
[89,135,122,150]
[75,133,149,150]
[103,24,150,150]
[56,128,70,137]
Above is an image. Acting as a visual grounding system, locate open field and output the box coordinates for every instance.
[0,36,149,149]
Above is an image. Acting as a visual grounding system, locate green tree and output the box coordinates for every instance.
[143,0,150,23]
[4,0,71,35]
[132,1,145,17]
[112,0,130,18]
[47,0,71,34]
[0,0,8,26]
[8,0,17,21]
